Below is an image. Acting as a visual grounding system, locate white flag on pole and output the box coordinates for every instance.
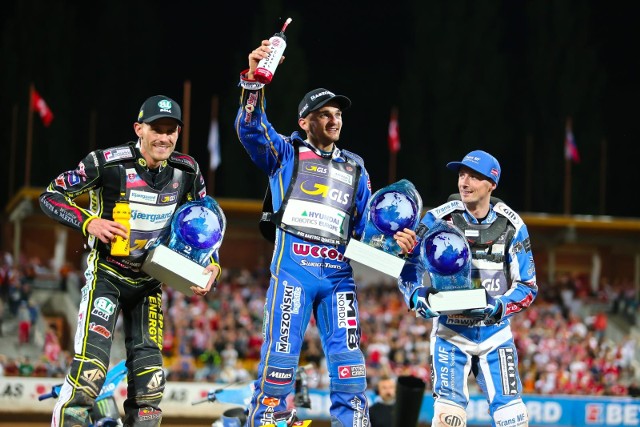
[208,118,221,170]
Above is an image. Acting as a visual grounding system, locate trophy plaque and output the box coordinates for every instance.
[345,179,422,278]
[142,196,226,294]
[420,218,486,314]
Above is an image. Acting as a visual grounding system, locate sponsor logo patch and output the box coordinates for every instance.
[498,347,518,395]
[265,366,294,385]
[338,364,366,379]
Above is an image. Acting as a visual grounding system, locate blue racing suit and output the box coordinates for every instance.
[398,196,538,427]
[235,81,371,427]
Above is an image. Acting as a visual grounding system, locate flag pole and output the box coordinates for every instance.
[525,134,533,212]
[599,139,607,215]
[89,109,97,152]
[563,156,571,215]
[25,83,35,187]
[388,151,397,185]
[208,95,219,194]
[563,116,574,215]
[9,104,18,198]
[181,80,191,154]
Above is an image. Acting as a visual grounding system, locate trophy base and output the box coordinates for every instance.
[344,238,406,278]
[427,288,487,315]
[142,245,212,295]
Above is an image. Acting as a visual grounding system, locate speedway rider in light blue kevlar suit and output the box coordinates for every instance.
[398,150,538,427]
[235,40,415,427]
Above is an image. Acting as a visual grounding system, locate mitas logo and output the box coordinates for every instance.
[265,366,294,385]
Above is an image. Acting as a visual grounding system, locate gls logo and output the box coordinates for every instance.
[482,278,501,291]
[305,164,328,174]
[300,182,350,205]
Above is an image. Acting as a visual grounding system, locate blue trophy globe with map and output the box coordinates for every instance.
[421,219,471,291]
[168,197,225,265]
[370,191,420,240]
[418,218,486,314]
[142,196,226,295]
[345,179,422,277]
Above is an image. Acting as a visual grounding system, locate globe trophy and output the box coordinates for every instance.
[142,196,226,295]
[344,179,422,277]
[420,218,486,314]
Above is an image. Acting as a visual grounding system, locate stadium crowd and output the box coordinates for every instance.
[1,251,639,398]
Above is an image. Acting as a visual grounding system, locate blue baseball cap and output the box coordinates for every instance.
[446,150,501,185]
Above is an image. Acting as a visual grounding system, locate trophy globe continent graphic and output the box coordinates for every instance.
[422,229,470,276]
[370,191,419,235]
[173,205,222,250]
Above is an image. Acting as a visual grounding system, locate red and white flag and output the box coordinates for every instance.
[564,117,580,163]
[388,107,401,153]
[31,88,54,127]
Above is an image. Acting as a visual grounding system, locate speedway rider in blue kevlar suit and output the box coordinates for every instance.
[39,95,221,426]
[235,40,415,426]
[398,150,538,427]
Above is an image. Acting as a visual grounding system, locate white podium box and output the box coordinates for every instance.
[142,245,211,295]
[428,288,487,315]
[344,238,406,278]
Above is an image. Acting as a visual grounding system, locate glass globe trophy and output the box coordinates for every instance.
[142,196,226,295]
[344,179,422,277]
[419,218,486,314]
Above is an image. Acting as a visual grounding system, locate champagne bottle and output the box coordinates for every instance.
[254,17,293,84]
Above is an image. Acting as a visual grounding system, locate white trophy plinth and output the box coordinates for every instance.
[142,245,212,295]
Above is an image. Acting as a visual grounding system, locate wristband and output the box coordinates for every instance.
[82,215,99,236]
[239,69,265,90]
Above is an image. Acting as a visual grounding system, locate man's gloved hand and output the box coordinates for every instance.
[462,293,504,322]
[411,287,440,319]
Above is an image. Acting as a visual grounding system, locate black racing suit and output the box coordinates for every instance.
[40,141,213,427]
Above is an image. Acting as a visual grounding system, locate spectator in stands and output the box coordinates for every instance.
[0,296,4,337]
[18,355,34,376]
[0,354,6,376]
[17,300,31,344]
[44,323,62,364]
[369,375,396,427]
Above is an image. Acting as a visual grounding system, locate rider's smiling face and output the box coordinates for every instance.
[134,118,181,168]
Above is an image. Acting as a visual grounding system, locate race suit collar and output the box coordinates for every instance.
[292,131,337,160]
[291,132,350,163]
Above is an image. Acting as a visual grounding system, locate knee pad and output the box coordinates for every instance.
[260,354,299,396]
[327,351,367,393]
[432,400,467,427]
[73,358,109,399]
[494,399,528,427]
[130,357,165,401]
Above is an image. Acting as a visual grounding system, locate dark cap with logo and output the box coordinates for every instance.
[298,88,351,118]
[137,95,183,126]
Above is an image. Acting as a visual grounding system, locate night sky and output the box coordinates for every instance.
[1,1,639,217]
